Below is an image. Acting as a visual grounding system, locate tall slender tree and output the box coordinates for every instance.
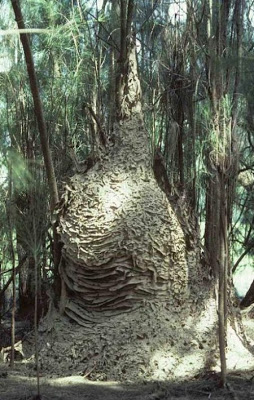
[203,0,243,385]
[11,0,59,211]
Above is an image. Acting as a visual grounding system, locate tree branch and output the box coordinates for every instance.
[84,104,107,147]
[240,278,254,309]
[232,243,254,273]
[0,254,27,303]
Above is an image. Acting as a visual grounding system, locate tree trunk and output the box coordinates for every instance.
[11,0,61,294]
[11,0,59,211]
[203,0,241,386]
[7,166,16,368]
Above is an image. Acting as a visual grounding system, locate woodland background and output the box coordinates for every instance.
[0,0,254,356]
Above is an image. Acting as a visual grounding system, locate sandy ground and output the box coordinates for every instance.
[0,367,254,400]
[1,312,254,400]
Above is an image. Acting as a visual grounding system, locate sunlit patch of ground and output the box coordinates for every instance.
[226,325,254,371]
[212,313,254,374]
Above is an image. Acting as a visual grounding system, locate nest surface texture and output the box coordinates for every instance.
[50,113,218,381]
[58,115,190,324]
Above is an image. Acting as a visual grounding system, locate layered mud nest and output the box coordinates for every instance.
[49,104,219,380]
[50,41,219,378]
[58,115,191,324]
[23,285,217,382]
[21,233,219,381]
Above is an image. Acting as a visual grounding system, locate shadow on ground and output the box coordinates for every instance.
[0,364,253,400]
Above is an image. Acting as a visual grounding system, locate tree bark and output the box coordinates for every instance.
[11,0,61,294]
[203,0,240,386]
[11,0,59,212]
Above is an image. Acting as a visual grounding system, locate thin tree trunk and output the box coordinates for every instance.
[0,260,2,322]
[120,0,127,62]
[10,257,16,369]
[0,255,27,304]
[11,0,59,211]
[204,0,236,386]
[218,173,228,386]
[108,47,116,131]
[7,167,16,368]
[33,219,41,399]
[11,0,62,306]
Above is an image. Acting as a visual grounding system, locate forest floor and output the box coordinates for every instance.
[0,366,253,400]
[0,310,254,400]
